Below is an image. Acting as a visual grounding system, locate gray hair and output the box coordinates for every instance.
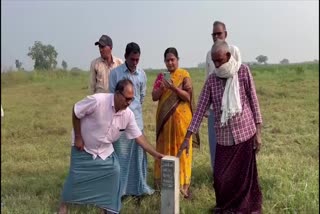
[115,78,133,93]
[213,21,226,30]
[211,39,230,54]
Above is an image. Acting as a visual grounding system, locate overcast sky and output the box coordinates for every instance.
[1,0,319,71]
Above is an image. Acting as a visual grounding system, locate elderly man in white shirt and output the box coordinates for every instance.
[58,79,164,214]
[205,21,242,174]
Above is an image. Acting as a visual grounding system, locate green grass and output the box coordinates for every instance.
[1,63,319,213]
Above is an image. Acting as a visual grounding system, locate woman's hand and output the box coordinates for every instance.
[163,78,175,91]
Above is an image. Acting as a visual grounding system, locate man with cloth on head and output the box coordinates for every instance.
[205,20,242,174]
[178,40,263,213]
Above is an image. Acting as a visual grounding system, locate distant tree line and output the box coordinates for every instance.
[197,62,206,68]
[15,41,69,71]
[15,59,23,70]
[14,41,316,71]
[197,54,297,68]
[280,58,289,64]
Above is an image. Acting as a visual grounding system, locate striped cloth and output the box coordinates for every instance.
[113,132,154,196]
[188,64,262,146]
[61,147,121,213]
[208,109,217,171]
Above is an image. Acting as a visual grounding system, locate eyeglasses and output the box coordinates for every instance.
[211,32,224,37]
[119,91,135,103]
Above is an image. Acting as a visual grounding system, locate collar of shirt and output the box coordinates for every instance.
[100,55,116,67]
[124,62,139,75]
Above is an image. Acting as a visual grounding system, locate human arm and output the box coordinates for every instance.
[204,51,213,118]
[124,110,164,159]
[72,106,84,151]
[244,65,263,153]
[152,73,165,101]
[152,86,165,101]
[72,96,98,150]
[176,130,193,158]
[177,78,212,157]
[205,51,212,78]
[89,60,96,94]
[163,77,191,102]
[108,68,117,93]
[140,70,147,104]
[254,123,262,153]
[1,105,3,117]
[135,135,164,159]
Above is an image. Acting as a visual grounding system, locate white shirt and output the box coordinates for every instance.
[71,93,142,160]
[205,45,242,109]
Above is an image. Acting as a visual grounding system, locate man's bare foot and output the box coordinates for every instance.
[58,202,67,214]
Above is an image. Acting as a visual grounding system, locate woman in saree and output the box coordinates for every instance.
[152,47,199,199]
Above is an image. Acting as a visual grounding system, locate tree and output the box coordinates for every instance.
[255,55,268,64]
[62,60,68,70]
[27,41,58,70]
[197,62,206,68]
[15,59,23,70]
[70,67,82,72]
[280,58,289,64]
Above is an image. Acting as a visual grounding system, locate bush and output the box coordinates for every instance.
[295,66,305,75]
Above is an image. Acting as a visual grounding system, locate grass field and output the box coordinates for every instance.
[1,63,319,214]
